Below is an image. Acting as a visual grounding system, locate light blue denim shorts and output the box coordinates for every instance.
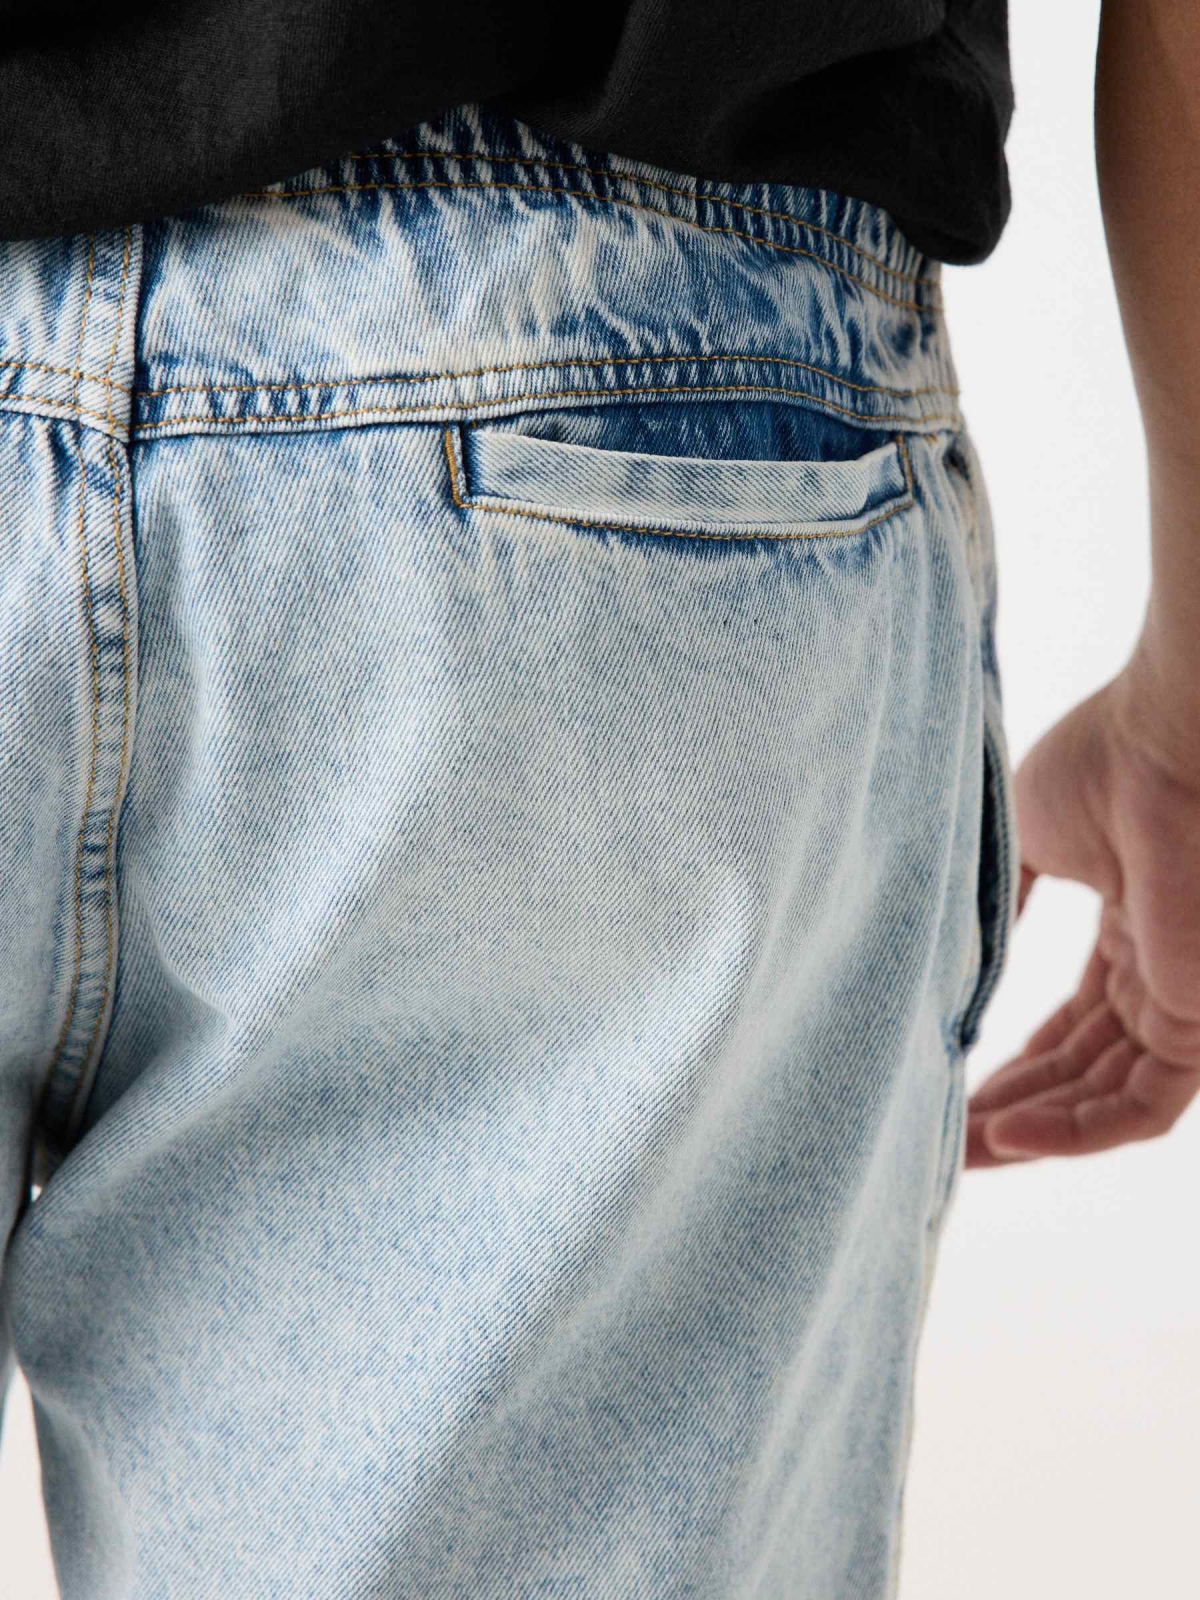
[0,103,1018,1598]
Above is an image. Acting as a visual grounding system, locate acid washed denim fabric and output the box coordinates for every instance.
[0,103,1018,1598]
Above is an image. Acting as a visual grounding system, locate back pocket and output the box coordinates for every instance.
[444,398,915,542]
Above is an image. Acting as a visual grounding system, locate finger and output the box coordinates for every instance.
[965,939,1116,1171]
[964,1114,1039,1168]
[974,1029,1138,1122]
[982,1046,1200,1159]
[1012,937,1111,1063]
[968,1034,1138,1165]
[964,1014,1127,1170]
[967,993,1121,1115]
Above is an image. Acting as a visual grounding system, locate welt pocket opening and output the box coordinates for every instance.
[443,420,915,542]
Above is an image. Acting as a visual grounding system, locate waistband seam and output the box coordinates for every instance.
[131,374,963,441]
[0,347,966,432]
[137,351,960,404]
[2,361,963,439]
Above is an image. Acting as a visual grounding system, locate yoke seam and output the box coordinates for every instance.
[0,356,131,393]
[339,150,942,288]
[1,355,959,423]
[138,351,959,403]
[4,357,955,431]
[236,178,941,316]
[0,396,124,428]
[133,382,961,435]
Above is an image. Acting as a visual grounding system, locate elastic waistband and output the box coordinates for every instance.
[293,107,943,311]
[0,103,963,443]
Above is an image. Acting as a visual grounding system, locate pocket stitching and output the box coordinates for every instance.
[444,423,915,544]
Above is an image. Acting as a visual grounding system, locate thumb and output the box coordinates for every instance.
[1011,698,1121,900]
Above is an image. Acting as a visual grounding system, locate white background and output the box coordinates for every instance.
[3,1,1198,1593]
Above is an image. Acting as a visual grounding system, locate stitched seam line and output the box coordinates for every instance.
[44,237,101,1113]
[0,395,123,428]
[0,356,132,393]
[0,180,935,407]
[236,179,939,316]
[134,383,961,434]
[446,425,915,543]
[138,352,959,402]
[6,352,957,412]
[66,437,131,1134]
[335,149,940,288]
[64,228,137,1137]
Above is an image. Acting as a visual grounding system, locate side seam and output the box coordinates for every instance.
[31,226,144,1189]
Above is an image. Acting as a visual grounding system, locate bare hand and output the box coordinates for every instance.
[966,657,1200,1166]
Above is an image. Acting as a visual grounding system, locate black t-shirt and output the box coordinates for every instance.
[0,1,1013,264]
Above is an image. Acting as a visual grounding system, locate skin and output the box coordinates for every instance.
[965,0,1200,1168]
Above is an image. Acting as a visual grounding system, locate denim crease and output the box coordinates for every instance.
[0,102,1017,1598]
